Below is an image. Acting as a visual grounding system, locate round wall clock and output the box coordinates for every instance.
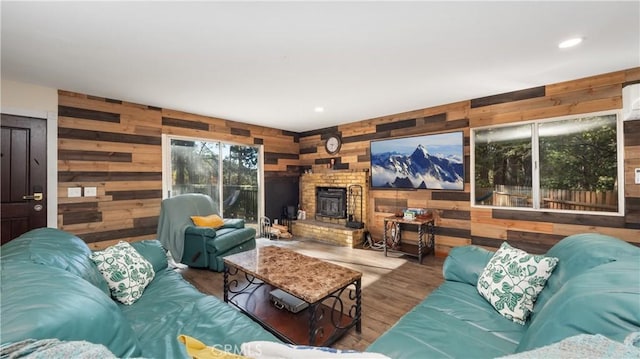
[325,135,342,155]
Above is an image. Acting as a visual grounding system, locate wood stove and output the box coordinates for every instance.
[316,187,347,219]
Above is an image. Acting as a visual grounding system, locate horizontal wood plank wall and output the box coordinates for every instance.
[58,68,639,252]
[298,68,640,256]
[58,91,300,249]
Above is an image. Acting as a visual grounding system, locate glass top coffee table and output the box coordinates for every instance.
[223,246,362,346]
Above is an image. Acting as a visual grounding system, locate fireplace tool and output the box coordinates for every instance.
[346,185,364,229]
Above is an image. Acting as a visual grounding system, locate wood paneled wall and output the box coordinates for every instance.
[58,68,639,253]
[57,91,300,249]
[298,68,640,256]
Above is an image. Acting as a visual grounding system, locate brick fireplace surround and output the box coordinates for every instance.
[292,170,369,247]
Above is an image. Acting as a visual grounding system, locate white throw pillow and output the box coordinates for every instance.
[477,242,558,324]
[90,241,155,305]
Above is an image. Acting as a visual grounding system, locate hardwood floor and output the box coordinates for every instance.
[178,237,445,352]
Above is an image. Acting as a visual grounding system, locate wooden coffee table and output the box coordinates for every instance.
[223,246,362,346]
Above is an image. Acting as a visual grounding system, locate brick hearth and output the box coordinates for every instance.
[292,219,365,247]
[292,170,369,247]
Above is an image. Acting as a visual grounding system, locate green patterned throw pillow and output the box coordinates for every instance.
[477,242,558,324]
[90,241,155,305]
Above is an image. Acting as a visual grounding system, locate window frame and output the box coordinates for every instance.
[470,110,624,216]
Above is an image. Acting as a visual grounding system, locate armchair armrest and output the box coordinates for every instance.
[181,226,217,267]
[442,245,495,285]
[222,218,245,229]
[185,226,217,238]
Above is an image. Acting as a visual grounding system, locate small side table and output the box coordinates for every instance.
[383,215,435,263]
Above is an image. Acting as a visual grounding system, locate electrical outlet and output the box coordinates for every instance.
[68,187,82,198]
[635,168,640,184]
[84,187,97,197]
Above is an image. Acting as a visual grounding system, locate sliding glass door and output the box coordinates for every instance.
[169,138,221,204]
[164,135,261,224]
[221,143,259,220]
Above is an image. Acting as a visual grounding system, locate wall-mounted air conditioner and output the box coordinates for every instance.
[623,83,640,121]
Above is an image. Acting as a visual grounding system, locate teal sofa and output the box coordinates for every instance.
[367,233,640,358]
[158,193,256,272]
[0,228,279,358]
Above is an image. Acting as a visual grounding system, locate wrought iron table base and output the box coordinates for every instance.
[224,266,362,346]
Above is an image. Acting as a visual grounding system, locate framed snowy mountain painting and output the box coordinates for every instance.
[370,131,464,190]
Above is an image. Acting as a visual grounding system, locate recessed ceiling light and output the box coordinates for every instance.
[314,106,324,113]
[558,37,583,49]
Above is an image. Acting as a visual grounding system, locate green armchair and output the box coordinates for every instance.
[157,193,256,272]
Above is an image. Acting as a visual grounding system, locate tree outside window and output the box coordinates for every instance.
[473,113,619,213]
[169,139,260,222]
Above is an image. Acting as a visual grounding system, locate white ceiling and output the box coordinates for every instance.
[2,1,639,133]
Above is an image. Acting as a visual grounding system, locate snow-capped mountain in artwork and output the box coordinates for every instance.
[371,144,464,189]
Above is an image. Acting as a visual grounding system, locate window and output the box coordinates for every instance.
[169,138,221,203]
[472,112,622,214]
[163,135,262,224]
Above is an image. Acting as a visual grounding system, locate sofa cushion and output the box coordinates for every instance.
[0,261,142,357]
[118,269,280,358]
[191,214,225,228]
[477,242,558,325]
[1,228,111,296]
[531,233,637,319]
[367,280,525,358]
[130,240,168,273]
[91,241,155,305]
[443,245,495,285]
[516,259,640,352]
